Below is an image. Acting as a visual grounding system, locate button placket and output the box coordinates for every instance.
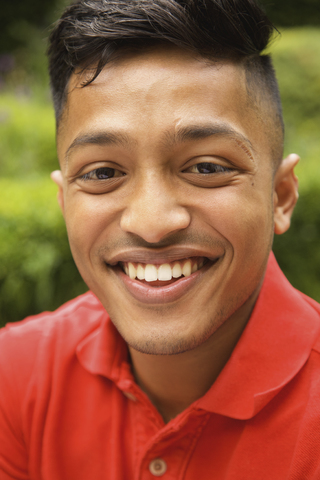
[149,458,167,476]
[137,411,212,479]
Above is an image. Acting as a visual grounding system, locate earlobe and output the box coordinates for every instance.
[273,154,299,235]
[50,170,65,215]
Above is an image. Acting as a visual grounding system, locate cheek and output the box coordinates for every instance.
[63,194,116,261]
[196,184,273,253]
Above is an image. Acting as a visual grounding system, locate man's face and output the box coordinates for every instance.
[56,47,279,354]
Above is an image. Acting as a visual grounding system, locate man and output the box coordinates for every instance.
[1,0,320,478]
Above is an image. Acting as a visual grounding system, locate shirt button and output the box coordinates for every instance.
[149,458,167,476]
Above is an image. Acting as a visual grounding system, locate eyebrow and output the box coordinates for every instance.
[65,123,254,163]
[168,124,255,161]
[65,131,133,161]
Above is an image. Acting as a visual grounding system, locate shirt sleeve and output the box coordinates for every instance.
[0,326,31,480]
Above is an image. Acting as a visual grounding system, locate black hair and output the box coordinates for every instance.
[48,0,284,160]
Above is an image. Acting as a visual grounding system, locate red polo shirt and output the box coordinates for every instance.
[1,253,320,480]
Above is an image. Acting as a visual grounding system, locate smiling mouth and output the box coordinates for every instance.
[119,257,209,287]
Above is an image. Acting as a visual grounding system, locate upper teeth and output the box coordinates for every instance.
[123,259,204,282]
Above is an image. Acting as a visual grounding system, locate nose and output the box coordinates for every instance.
[120,173,191,244]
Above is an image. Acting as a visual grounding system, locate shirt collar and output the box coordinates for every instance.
[76,253,320,419]
[197,253,320,419]
[76,307,130,383]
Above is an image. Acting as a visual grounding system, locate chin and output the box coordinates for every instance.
[122,322,216,355]
[127,338,199,356]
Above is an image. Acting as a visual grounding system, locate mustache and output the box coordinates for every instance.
[97,230,226,256]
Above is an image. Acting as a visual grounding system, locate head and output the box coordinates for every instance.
[49,0,284,164]
[48,0,299,355]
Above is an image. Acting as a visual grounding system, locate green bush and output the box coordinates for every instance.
[0,178,87,327]
[271,28,320,189]
[0,92,58,177]
[273,187,320,303]
[260,0,320,27]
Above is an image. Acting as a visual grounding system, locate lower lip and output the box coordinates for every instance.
[110,261,216,305]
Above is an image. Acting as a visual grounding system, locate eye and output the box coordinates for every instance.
[80,167,125,181]
[186,162,232,174]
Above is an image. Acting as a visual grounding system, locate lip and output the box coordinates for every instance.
[108,258,220,305]
[106,246,223,266]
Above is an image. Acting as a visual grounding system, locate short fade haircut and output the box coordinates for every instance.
[48,0,284,163]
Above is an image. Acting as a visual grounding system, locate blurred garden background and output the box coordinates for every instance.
[0,0,320,327]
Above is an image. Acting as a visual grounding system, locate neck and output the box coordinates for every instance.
[129,295,257,423]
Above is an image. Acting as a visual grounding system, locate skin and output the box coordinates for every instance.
[52,46,299,422]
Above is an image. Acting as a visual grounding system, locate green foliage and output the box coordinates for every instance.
[260,0,320,27]
[0,179,87,327]
[0,0,69,54]
[0,92,58,177]
[273,29,320,121]
[271,28,320,189]
[273,187,320,303]
[273,29,320,123]
[0,1,70,94]
[263,30,320,299]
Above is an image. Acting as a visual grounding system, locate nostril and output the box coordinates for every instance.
[120,205,191,244]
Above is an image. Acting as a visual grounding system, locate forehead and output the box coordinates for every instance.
[57,46,269,164]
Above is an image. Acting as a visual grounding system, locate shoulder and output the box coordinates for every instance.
[0,292,107,382]
[0,294,109,478]
[264,254,320,325]
[0,291,105,338]
[297,289,320,317]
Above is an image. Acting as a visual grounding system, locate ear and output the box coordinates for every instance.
[50,170,65,215]
[273,154,299,235]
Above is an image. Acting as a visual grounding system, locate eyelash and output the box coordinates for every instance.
[185,162,233,174]
[79,162,232,182]
[80,167,125,181]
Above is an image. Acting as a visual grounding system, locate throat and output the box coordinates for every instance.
[129,344,224,424]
